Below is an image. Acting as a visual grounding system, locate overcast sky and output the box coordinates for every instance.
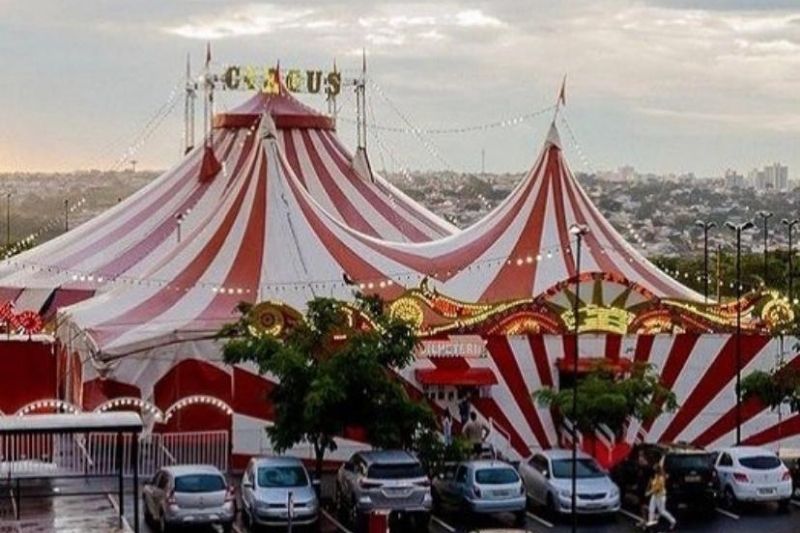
[1,0,799,177]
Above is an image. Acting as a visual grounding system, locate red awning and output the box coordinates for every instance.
[415,367,497,387]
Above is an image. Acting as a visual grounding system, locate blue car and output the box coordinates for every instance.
[432,460,526,526]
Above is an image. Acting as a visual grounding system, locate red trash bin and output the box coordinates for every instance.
[368,509,390,533]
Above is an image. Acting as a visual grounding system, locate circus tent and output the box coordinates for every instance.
[53,111,800,460]
[0,87,455,318]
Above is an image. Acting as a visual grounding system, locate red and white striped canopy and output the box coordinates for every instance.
[0,89,454,317]
[60,115,701,358]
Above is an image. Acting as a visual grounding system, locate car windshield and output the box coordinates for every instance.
[257,466,309,488]
[174,474,226,493]
[739,456,782,470]
[664,454,712,470]
[475,468,519,485]
[552,459,605,479]
[368,462,425,479]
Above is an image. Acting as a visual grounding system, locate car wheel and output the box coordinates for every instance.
[723,486,738,510]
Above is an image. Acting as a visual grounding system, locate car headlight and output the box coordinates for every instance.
[559,489,571,498]
[610,487,619,497]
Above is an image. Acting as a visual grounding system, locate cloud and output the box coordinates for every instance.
[455,9,505,28]
[163,4,315,40]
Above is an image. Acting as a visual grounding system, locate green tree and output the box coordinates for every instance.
[741,364,800,413]
[533,361,677,437]
[220,295,434,478]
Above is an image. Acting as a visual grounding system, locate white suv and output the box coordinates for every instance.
[715,446,792,511]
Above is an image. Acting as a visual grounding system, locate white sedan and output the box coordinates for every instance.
[714,446,793,511]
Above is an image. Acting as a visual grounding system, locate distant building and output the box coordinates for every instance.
[724,169,745,189]
[748,163,789,191]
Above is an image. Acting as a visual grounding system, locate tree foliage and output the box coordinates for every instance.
[741,365,800,413]
[219,295,434,478]
[533,361,678,436]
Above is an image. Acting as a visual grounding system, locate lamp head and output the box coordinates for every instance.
[569,224,589,236]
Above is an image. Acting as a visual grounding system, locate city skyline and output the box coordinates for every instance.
[1,0,799,177]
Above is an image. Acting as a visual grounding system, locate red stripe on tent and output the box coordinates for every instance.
[471,396,531,457]
[280,130,306,188]
[96,133,243,279]
[298,130,379,237]
[479,149,555,300]
[605,335,622,360]
[341,149,550,282]
[560,162,622,275]
[325,133,450,237]
[192,145,268,325]
[693,354,800,447]
[486,336,552,449]
[92,137,263,345]
[551,157,576,277]
[527,335,554,388]
[659,335,771,444]
[743,413,800,446]
[561,334,577,365]
[634,335,655,364]
[639,334,699,435]
[53,133,232,272]
[277,151,403,300]
[316,131,430,242]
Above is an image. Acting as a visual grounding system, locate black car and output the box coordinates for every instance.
[779,451,800,499]
[612,442,717,515]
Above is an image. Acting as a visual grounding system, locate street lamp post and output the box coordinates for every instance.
[175,213,185,243]
[695,221,716,302]
[782,219,799,304]
[5,193,11,248]
[568,223,588,533]
[725,220,754,445]
[756,211,773,286]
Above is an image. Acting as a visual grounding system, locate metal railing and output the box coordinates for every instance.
[0,430,229,479]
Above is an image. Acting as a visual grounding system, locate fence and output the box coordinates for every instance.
[0,430,229,479]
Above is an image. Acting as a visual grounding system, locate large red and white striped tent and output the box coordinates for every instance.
[0,88,454,318]
[59,115,703,360]
[55,109,800,461]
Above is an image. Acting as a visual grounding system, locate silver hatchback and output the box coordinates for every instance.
[241,456,320,529]
[142,464,235,532]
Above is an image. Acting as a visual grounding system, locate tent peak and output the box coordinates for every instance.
[545,121,562,149]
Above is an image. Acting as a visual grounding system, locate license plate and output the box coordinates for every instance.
[685,475,701,482]
[758,488,775,495]
[494,490,511,497]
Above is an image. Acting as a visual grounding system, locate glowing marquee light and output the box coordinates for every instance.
[560,304,633,334]
[220,65,342,96]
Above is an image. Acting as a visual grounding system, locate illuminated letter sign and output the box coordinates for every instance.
[221,65,341,96]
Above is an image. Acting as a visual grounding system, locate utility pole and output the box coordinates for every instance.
[5,193,10,248]
[64,199,70,233]
[756,210,773,286]
[481,148,486,175]
[695,221,716,302]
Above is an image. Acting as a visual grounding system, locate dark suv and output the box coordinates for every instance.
[612,442,716,514]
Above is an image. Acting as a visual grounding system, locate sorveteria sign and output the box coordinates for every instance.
[221,66,342,96]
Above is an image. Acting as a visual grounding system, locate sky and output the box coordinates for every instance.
[1,0,799,177]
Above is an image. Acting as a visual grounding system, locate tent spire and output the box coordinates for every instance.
[552,74,567,122]
[327,57,338,130]
[356,49,367,149]
[203,42,214,147]
[183,53,196,154]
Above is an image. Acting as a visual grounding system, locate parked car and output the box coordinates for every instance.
[519,449,620,516]
[142,464,235,532]
[715,446,792,511]
[432,460,526,526]
[335,450,432,531]
[240,456,320,529]
[612,443,716,514]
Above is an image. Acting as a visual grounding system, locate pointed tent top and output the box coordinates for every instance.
[260,112,278,140]
[545,121,562,149]
[361,48,367,76]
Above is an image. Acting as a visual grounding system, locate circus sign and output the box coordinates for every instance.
[417,336,487,359]
[220,65,342,96]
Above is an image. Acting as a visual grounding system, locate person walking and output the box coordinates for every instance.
[442,410,453,447]
[645,464,677,531]
[636,451,653,525]
[458,393,471,425]
[462,411,489,457]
